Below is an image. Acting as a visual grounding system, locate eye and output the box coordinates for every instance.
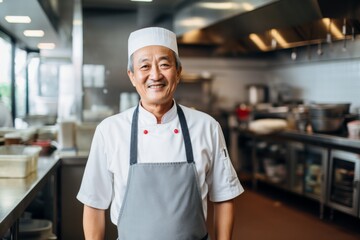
[140,64,150,70]
[160,63,171,69]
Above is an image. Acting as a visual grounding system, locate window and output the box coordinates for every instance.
[0,32,12,109]
[15,47,27,117]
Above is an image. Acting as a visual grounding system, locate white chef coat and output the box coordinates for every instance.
[77,102,244,225]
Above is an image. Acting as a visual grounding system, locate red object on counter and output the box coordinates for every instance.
[32,140,53,156]
[236,104,251,121]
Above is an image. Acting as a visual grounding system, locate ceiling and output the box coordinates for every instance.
[1,0,360,58]
[0,0,60,50]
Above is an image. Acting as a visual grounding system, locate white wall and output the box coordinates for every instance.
[181,57,269,110]
[182,39,360,113]
[268,59,360,112]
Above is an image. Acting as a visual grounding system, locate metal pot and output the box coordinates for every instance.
[310,117,344,133]
[246,84,269,105]
[308,103,350,133]
[309,103,350,118]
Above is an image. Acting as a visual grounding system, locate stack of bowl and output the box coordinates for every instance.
[309,103,350,133]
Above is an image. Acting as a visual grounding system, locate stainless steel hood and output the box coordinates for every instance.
[174,0,360,55]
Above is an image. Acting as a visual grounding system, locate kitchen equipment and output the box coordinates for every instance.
[287,105,309,131]
[246,84,269,105]
[309,103,351,133]
[327,150,360,216]
[310,117,344,133]
[347,120,360,138]
[303,146,328,201]
[19,219,57,240]
[75,122,97,152]
[4,132,22,145]
[57,120,76,150]
[0,145,41,178]
[309,103,350,118]
[32,140,55,156]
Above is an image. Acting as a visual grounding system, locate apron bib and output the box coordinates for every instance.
[117,104,208,240]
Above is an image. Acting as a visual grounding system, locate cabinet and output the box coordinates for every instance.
[253,140,290,190]
[302,146,329,202]
[289,142,305,194]
[237,129,360,219]
[252,138,329,217]
[327,150,360,217]
[59,157,117,240]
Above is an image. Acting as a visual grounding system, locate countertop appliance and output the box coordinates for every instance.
[246,84,269,105]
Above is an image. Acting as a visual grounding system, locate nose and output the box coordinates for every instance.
[149,65,163,80]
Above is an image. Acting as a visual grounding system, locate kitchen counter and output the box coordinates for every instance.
[238,128,360,153]
[0,155,60,238]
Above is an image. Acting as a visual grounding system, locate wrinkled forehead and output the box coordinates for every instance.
[132,45,176,63]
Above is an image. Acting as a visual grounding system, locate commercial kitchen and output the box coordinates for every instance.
[1,0,360,239]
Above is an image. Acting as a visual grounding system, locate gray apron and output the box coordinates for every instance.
[117,104,209,240]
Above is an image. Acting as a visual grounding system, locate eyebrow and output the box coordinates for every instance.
[137,55,172,64]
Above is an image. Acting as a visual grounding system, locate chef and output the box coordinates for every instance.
[77,27,244,240]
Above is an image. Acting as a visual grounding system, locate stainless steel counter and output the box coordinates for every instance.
[0,156,60,238]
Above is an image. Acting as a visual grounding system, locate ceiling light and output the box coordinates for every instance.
[322,18,343,39]
[24,30,44,37]
[130,0,152,2]
[37,43,56,50]
[242,3,255,11]
[270,29,289,48]
[178,17,208,28]
[0,0,3,3]
[249,33,268,51]
[198,2,254,11]
[5,16,31,23]
[198,2,241,10]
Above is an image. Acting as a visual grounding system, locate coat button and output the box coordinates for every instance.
[144,130,148,134]
[174,129,179,134]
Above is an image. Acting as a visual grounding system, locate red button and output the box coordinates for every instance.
[143,130,148,134]
[174,129,179,134]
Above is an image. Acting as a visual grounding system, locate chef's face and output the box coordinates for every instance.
[127,45,182,108]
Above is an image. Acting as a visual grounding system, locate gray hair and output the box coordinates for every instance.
[127,50,182,73]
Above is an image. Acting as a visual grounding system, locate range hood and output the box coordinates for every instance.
[174,0,360,55]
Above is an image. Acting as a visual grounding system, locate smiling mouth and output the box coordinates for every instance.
[148,83,166,89]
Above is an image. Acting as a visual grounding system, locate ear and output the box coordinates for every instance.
[176,66,182,84]
[127,70,136,87]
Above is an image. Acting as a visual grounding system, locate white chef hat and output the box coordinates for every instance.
[128,27,178,58]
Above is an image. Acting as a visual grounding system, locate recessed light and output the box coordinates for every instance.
[131,0,152,2]
[37,43,56,50]
[5,16,31,23]
[249,33,268,51]
[24,30,44,37]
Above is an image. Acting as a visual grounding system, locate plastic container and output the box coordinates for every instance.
[347,120,360,138]
[0,145,41,178]
[57,121,76,150]
[4,132,22,145]
[75,123,97,151]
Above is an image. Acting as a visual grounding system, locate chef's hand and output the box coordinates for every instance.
[214,199,235,240]
[83,205,105,240]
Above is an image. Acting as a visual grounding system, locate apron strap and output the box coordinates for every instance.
[176,104,194,163]
[129,104,194,165]
[130,105,139,165]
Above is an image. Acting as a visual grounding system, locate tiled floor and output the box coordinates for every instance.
[206,183,360,240]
